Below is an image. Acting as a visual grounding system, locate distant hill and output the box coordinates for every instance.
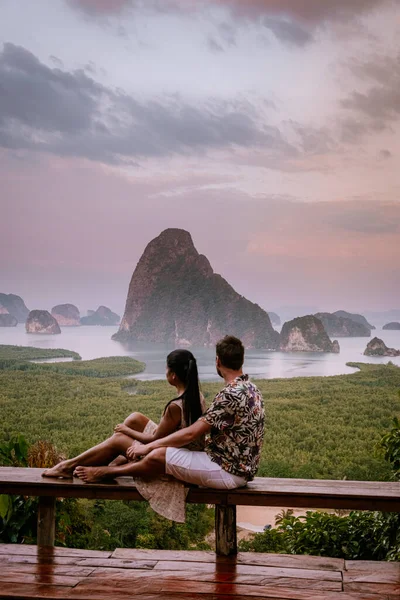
[364,337,400,357]
[0,293,29,323]
[383,322,400,331]
[26,310,61,334]
[52,304,80,327]
[280,316,340,353]
[268,312,281,326]
[363,310,400,328]
[333,310,375,330]
[113,228,279,349]
[81,306,120,326]
[315,313,371,337]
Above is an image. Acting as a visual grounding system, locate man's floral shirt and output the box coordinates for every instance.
[199,374,265,481]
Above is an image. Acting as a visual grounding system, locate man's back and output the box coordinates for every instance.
[200,374,264,481]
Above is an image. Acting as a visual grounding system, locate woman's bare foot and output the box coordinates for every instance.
[74,466,114,483]
[42,462,73,478]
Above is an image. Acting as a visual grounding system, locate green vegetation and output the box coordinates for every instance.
[239,417,400,561]
[0,434,214,549]
[0,344,399,555]
[0,344,81,361]
[0,359,399,478]
[33,356,146,378]
[0,344,145,379]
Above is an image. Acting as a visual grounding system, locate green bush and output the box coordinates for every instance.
[240,416,400,560]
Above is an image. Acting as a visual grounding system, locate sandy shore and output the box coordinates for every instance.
[237,506,317,532]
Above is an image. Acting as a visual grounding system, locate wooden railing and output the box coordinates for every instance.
[1,467,399,556]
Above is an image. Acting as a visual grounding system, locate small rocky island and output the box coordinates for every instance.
[280,315,340,353]
[315,312,371,337]
[364,337,400,357]
[81,306,120,326]
[0,314,18,327]
[51,304,80,327]
[268,312,281,326]
[26,310,61,334]
[383,322,400,331]
[113,228,279,349]
[0,293,29,322]
[333,310,375,330]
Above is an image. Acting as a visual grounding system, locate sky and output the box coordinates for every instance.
[1,0,399,317]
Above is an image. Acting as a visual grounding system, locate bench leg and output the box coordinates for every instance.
[37,497,56,546]
[215,504,237,556]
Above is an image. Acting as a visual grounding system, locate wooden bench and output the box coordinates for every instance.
[1,467,399,556]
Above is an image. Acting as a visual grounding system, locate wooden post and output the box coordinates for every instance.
[215,504,237,556]
[37,496,56,546]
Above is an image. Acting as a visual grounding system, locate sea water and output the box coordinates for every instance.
[1,324,399,381]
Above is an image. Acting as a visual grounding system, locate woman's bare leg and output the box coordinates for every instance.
[75,448,167,483]
[108,412,150,466]
[42,433,134,478]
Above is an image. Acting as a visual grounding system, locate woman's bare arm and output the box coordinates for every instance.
[114,403,181,443]
[126,419,211,460]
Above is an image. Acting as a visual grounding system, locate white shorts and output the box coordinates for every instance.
[165,448,247,490]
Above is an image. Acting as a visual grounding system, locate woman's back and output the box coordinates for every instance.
[170,395,206,451]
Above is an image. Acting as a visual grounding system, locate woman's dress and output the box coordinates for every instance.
[133,397,206,523]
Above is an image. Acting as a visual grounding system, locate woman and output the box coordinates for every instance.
[112,349,205,456]
[42,349,205,479]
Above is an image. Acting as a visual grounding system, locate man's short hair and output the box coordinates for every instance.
[216,335,245,371]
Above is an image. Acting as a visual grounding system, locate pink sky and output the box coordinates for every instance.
[0,0,399,315]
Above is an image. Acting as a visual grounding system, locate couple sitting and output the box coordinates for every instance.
[44,336,264,510]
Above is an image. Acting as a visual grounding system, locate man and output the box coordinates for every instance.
[76,335,265,488]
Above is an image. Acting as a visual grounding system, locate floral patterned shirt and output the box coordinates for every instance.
[199,374,265,481]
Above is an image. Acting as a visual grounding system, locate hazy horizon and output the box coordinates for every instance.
[1,0,399,316]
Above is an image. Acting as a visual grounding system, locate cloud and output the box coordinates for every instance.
[290,122,335,154]
[0,43,293,164]
[379,149,392,160]
[67,0,131,15]
[262,17,313,46]
[49,55,64,68]
[247,200,400,261]
[214,0,386,23]
[342,53,400,130]
[68,0,386,22]
[207,36,224,53]
[323,204,400,235]
[342,87,400,124]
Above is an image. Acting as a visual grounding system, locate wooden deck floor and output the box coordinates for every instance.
[0,544,399,600]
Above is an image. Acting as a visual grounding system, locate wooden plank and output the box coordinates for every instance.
[0,581,389,600]
[0,554,157,570]
[0,544,111,558]
[345,560,400,575]
[0,467,395,500]
[0,564,94,577]
[227,492,400,512]
[0,583,72,599]
[111,549,345,572]
[344,568,400,584]
[235,553,345,572]
[72,577,386,600]
[1,468,399,512]
[215,504,237,556]
[0,572,83,587]
[345,582,400,597]
[88,568,342,591]
[152,561,343,581]
[38,497,56,546]
[112,548,217,562]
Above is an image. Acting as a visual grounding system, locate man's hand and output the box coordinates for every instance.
[126,440,151,460]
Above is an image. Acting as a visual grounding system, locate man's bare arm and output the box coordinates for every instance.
[127,419,211,458]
